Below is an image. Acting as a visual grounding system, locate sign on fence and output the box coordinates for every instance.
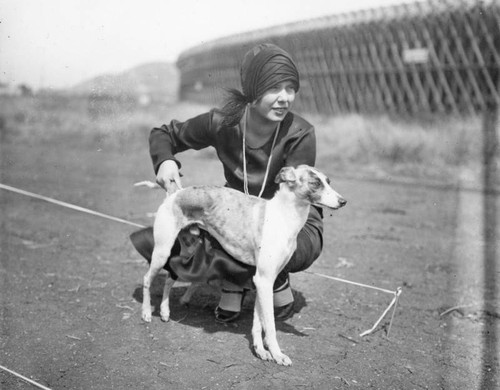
[402,48,430,64]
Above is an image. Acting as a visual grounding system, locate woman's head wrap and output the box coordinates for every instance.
[218,43,300,127]
[240,43,300,102]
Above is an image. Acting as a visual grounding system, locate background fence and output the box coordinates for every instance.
[176,0,499,116]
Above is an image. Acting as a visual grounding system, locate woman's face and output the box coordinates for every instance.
[252,81,296,123]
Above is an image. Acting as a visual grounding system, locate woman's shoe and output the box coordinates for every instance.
[214,289,246,323]
[214,306,241,323]
[273,277,295,321]
[274,302,295,321]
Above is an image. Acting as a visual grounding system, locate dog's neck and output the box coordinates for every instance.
[270,184,311,221]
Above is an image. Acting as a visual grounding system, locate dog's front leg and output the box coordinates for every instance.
[252,298,273,362]
[253,273,292,366]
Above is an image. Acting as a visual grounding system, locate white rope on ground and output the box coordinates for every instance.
[305,271,402,337]
[0,364,53,390]
[304,270,396,294]
[0,183,146,229]
[1,182,402,337]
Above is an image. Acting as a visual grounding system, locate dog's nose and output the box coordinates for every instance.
[339,198,347,207]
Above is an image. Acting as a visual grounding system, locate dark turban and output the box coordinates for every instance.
[218,43,300,127]
[240,43,300,102]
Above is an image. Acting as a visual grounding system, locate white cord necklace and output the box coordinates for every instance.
[242,105,281,198]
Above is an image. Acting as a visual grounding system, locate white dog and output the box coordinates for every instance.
[140,165,346,366]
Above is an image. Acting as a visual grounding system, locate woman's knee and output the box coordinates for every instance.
[285,227,323,274]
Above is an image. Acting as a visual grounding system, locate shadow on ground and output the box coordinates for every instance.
[132,275,309,341]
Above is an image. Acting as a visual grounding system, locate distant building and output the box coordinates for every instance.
[0,82,32,96]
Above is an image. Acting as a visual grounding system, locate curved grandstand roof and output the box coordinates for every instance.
[178,0,486,60]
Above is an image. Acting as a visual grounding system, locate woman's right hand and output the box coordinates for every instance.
[156,160,182,194]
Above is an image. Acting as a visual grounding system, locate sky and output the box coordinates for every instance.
[0,0,414,90]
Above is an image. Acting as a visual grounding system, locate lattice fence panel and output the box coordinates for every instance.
[177,0,500,116]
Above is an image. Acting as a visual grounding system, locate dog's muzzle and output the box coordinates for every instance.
[314,196,347,210]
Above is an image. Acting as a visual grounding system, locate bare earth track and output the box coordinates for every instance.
[1,132,498,389]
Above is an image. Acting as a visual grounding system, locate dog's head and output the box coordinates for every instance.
[275,165,347,209]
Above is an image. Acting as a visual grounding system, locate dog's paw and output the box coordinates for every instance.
[160,311,170,322]
[141,311,152,323]
[254,346,273,362]
[273,352,292,366]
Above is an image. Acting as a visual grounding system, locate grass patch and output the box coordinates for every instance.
[0,95,207,153]
[311,112,488,185]
[1,94,494,187]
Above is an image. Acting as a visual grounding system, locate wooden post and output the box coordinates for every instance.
[480,92,499,389]
[482,104,499,193]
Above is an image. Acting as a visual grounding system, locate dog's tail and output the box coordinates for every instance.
[134,181,162,190]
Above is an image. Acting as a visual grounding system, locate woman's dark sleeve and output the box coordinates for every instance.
[283,125,316,168]
[284,124,323,237]
[149,110,216,174]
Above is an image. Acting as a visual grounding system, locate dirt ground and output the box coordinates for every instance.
[1,131,499,389]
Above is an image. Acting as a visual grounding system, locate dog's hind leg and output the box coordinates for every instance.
[142,224,179,322]
[160,273,176,322]
[142,199,182,322]
[179,283,198,306]
[142,247,171,322]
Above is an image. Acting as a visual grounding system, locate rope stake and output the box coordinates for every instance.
[359,287,402,337]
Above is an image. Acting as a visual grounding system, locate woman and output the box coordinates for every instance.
[130,43,323,323]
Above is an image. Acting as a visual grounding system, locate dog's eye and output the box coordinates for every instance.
[326,177,331,185]
[309,179,322,190]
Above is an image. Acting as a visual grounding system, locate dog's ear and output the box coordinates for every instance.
[275,167,296,184]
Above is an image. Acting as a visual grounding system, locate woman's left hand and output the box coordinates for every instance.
[156,160,182,194]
